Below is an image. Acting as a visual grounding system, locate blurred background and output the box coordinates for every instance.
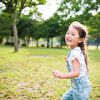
[0,0,100,100]
[0,0,100,50]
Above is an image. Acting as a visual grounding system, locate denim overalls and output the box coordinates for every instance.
[61,48,92,100]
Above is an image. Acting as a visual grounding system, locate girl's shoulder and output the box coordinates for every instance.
[71,47,82,55]
[68,47,82,61]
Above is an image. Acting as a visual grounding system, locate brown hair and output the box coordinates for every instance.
[70,22,88,71]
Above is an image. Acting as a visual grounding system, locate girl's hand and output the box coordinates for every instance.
[52,70,64,79]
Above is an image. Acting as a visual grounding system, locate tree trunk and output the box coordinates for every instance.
[19,38,23,48]
[96,37,99,50]
[51,38,53,48]
[47,38,50,48]
[13,19,19,52]
[36,40,39,47]
[96,33,99,50]
[25,37,30,47]
[0,38,3,44]
[60,43,62,48]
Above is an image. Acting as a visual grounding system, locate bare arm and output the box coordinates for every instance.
[52,58,80,79]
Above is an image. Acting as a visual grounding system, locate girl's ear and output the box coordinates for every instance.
[79,38,85,43]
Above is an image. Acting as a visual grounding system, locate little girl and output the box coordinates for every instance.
[52,21,92,100]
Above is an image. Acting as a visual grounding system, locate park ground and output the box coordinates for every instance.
[0,46,100,100]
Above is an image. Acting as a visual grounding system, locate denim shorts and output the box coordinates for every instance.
[61,75,92,100]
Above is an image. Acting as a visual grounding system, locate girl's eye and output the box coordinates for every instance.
[66,32,69,34]
[72,33,75,36]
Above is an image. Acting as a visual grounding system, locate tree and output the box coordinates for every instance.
[53,0,100,48]
[38,16,60,48]
[32,21,43,47]
[17,15,34,47]
[87,13,100,50]
[0,13,12,44]
[1,0,46,52]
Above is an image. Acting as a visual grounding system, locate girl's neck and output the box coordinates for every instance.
[70,45,78,50]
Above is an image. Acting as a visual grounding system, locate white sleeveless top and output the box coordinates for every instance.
[67,47,87,79]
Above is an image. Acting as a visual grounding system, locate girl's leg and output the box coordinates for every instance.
[61,88,73,100]
[73,86,92,100]
[82,86,92,100]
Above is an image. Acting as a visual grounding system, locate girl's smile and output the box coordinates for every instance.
[65,25,82,49]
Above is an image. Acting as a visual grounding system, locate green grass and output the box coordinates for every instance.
[0,46,100,100]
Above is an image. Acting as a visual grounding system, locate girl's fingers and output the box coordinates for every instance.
[52,70,60,77]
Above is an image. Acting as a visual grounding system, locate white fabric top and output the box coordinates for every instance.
[67,47,87,79]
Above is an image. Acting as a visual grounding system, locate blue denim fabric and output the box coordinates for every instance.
[61,75,92,100]
[61,52,92,100]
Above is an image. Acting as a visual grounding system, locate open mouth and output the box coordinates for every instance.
[66,39,72,43]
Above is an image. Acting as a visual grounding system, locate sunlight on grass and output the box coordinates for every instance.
[0,46,100,100]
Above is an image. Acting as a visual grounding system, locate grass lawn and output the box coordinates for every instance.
[0,46,100,100]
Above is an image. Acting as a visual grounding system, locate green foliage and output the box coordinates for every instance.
[17,16,34,39]
[87,13,100,36]
[1,0,46,52]
[42,17,60,38]
[1,0,46,19]
[0,0,99,49]
[52,0,100,48]
[0,13,12,37]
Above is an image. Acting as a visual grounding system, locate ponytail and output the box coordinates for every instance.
[78,42,88,71]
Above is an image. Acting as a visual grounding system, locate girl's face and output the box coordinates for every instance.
[65,25,83,49]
